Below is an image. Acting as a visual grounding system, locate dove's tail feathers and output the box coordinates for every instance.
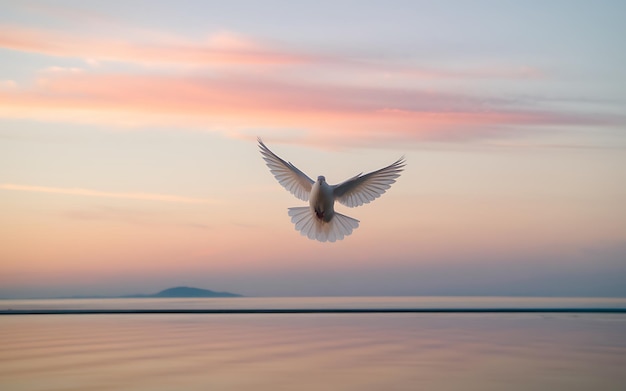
[288,207,359,243]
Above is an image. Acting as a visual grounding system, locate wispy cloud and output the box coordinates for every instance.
[65,205,215,230]
[0,22,620,147]
[0,80,18,90]
[0,71,619,144]
[0,24,545,81]
[0,25,317,66]
[0,183,218,204]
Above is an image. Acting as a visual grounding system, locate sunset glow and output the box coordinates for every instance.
[1,1,624,298]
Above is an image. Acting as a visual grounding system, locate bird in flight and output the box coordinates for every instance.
[258,138,405,242]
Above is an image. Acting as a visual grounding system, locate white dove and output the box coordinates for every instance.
[258,138,405,242]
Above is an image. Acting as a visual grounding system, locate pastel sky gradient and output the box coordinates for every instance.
[1,1,625,298]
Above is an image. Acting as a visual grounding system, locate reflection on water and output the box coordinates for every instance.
[1,312,625,390]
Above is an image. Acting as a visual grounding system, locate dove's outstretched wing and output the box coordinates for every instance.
[333,157,406,208]
[258,138,314,201]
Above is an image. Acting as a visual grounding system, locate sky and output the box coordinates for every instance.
[1,0,625,298]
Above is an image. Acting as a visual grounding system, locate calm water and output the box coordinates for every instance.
[1,297,625,390]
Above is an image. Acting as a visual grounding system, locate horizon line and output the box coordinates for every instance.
[2,308,625,315]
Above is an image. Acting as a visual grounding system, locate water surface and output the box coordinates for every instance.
[1,298,625,390]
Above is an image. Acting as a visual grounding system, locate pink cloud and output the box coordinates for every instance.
[0,24,547,82]
[0,71,618,145]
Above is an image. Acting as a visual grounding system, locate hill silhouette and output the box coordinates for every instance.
[124,286,242,298]
[152,286,241,298]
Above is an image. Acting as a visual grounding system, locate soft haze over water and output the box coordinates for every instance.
[1,297,625,390]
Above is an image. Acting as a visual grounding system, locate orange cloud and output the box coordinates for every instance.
[0,25,315,66]
[0,24,548,82]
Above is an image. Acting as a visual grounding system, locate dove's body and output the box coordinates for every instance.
[310,177,334,222]
[258,138,405,242]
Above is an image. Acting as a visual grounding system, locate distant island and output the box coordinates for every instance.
[24,286,244,300]
[124,286,242,298]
